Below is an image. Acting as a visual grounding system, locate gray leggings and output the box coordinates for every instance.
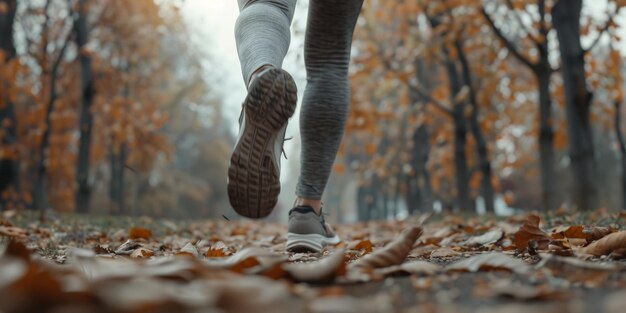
[235,0,364,200]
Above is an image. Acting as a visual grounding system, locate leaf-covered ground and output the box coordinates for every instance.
[1,209,625,313]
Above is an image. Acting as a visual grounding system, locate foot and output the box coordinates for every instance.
[286,205,341,253]
[227,67,297,218]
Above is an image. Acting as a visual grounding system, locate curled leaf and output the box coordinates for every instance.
[177,243,199,257]
[114,240,141,255]
[0,226,28,239]
[350,226,423,269]
[283,249,346,283]
[349,240,373,254]
[130,247,154,259]
[513,215,549,251]
[464,228,503,246]
[446,252,531,274]
[430,247,461,258]
[537,253,619,286]
[204,247,286,273]
[578,231,626,257]
[373,260,440,277]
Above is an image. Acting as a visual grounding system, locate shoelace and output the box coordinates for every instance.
[282,136,293,160]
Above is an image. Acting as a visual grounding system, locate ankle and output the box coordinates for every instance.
[294,197,322,215]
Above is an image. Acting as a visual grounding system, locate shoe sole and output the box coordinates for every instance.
[227,68,297,218]
[286,233,341,253]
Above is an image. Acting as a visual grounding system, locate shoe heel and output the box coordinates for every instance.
[286,233,324,253]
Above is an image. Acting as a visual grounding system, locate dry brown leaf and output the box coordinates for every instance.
[578,231,626,257]
[114,240,142,255]
[349,226,423,269]
[446,252,531,274]
[610,248,626,259]
[130,247,154,259]
[283,249,346,283]
[177,243,199,257]
[537,253,620,286]
[464,229,504,246]
[349,240,373,254]
[205,241,234,257]
[204,247,286,273]
[513,215,549,251]
[128,227,152,240]
[583,227,612,242]
[430,247,461,258]
[0,226,28,239]
[373,260,440,277]
[551,225,612,243]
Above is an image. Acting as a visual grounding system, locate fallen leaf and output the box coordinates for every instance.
[446,252,531,274]
[464,229,504,246]
[430,247,461,258]
[177,243,199,257]
[537,253,620,287]
[583,226,613,243]
[350,226,423,269]
[349,240,373,254]
[114,240,142,255]
[577,230,626,257]
[94,245,113,255]
[205,241,233,257]
[128,227,152,240]
[373,260,440,277]
[204,247,286,273]
[0,226,28,239]
[551,225,612,243]
[283,249,346,283]
[513,215,549,251]
[130,247,154,259]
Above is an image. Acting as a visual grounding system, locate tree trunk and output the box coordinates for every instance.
[357,182,368,221]
[74,0,95,214]
[455,40,495,213]
[409,58,435,213]
[0,0,18,209]
[442,54,471,212]
[109,144,127,215]
[552,0,597,211]
[382,187,389,220]
[392,172,401,218]
[614,100,626,210]
[34,24,72,211]
[536,66,558,211]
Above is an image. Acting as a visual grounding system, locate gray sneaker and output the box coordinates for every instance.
[286,206,341,252]
[227,67,297,219]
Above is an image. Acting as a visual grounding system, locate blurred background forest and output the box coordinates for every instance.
[1,0,626,221]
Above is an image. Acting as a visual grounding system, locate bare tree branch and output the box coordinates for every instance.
[411,85,454,116]
[583,8,620,53]
[480,6,536,70]
[504,0,542,45]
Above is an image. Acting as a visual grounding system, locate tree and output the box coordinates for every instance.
[0,0,18,210]
[74,0,95,213]
[481,0,560,211]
